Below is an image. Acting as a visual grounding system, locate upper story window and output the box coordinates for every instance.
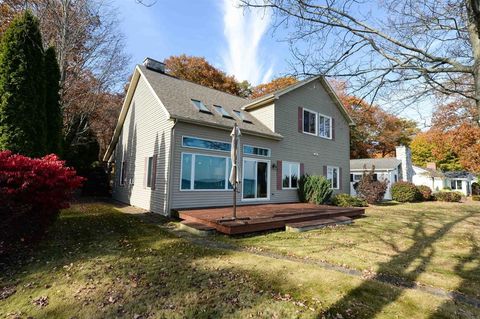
[214,105,233,118]
[243,145,270,157]
[233,110,253,124]
[319,115,332,139]
[327,166,339,189]
[182,136,231,152]
[282,161,300,189]
[303,108,317,135]
[191,99,211,114]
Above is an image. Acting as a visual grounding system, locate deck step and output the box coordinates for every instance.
[285,216,353,232]
[179,221,216,236]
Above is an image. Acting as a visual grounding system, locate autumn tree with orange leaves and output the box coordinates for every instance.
[250,76,298,99]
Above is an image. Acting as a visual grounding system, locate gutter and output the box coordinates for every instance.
[166,118,178,216]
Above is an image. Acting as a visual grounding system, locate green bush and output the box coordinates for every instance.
[331,194,368,207]
[416,185,433,201]
[391,182,421,202]
[298,174,333,205]
[472,195,480,201]
[433,191,462,202]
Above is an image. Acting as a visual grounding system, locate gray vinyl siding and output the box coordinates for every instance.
[274,79,351,194]
[170,122,297,209]
[112,76,174,214]
[249,103,275,131]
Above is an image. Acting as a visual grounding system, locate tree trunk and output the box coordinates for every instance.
[467,0,480,124]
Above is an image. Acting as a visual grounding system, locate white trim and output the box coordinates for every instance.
[327,165,340,190]
[302,107,318,136]
[282,161,300,190]
[180,152,233,192]
[145,155,154,189]
[318,113,332,139]
[243,144,271,157]
[181,135,231,153]
[241,157,271,201]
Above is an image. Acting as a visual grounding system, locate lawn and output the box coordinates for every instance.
[1,201,480,318]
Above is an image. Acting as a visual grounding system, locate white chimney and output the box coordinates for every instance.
[396,145,413,182]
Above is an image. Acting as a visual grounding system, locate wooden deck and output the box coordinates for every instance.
[177,203,365,235]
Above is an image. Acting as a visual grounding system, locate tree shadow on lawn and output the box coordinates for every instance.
[321,211,479,319]
[428,235,480,319]
[0,204,312,319]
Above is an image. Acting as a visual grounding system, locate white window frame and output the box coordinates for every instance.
[241,157,271,201]
[180,152,232,191]
[182,135,231,153]
[318,113,332,139]
[327,165,340,190]
[350,173,362,182]
[302,108,318,136]
[243,144,271,157]
[451,179,462,190]
[146,156,154,189]
[282,161,301,190]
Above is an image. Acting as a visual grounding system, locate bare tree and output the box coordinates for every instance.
[241,0,479,122]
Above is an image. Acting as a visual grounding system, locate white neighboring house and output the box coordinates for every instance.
[351,146,477,198]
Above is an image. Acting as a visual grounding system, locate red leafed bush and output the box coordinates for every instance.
[0,151,84,254]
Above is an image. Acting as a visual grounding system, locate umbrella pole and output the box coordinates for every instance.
[233,164,237,219]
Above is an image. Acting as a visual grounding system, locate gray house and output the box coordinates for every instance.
[103,58,355,215]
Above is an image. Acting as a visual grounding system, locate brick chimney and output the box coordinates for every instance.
[426,162,437,170]
[395,145,413,182]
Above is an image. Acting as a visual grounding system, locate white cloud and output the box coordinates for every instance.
[222,0,274,85]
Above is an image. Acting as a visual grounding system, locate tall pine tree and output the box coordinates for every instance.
[44,46,62,154]
[0,11,46,157]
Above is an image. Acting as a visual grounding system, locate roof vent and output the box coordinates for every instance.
[143,57,165,73]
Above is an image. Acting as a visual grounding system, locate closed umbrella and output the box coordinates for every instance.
[229,123,241,219]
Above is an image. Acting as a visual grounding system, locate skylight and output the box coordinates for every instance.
[233,110,253,123]
[191,99,211,113]
[214,105,233,118]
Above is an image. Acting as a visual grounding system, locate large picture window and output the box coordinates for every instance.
[282,161,300,189]
[182,136,231,152]
[303,109,317,135]
[181,153,233,190]
[327,166,339,189]
[319,115,332,139]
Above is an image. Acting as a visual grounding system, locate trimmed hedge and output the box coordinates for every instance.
[433,191,462,202]
[331,194,368,207]
[417,185,433,201]
[472,195,480,201]
[391,182,421,202]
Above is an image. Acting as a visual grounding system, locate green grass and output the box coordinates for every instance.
[1,201,480,318]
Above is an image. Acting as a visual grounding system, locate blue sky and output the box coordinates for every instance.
[117,0,291,85]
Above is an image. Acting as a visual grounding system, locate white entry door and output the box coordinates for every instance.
[242,158,270,201]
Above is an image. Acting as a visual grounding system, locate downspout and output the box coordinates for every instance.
[166,119,178,216]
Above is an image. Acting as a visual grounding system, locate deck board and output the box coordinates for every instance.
[177,203,365,235]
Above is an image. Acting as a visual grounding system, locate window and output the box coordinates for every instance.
[303,109,317,135]
[191,99,211,113]
[350,174,361,182]
[214,105,233,118]
[120,161,127,185]
[319,115,332,139]
[282,161,300,189]
[181,153,233,190]
[451,180,462,190]
[327,166,339,189]
[182,136,231,152]
[243,145,270,157]
[233,110,253,123]
[146,157,154,188]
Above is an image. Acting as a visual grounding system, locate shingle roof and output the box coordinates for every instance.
[139,65,282,139]
[444,171,476,179]
[350,158,402,171]
[414,166,444,178]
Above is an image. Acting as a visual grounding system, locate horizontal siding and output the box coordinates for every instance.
[112,76,173,214]
[273,79,351,195]
[170,122,298,209]
[249,103,275,131]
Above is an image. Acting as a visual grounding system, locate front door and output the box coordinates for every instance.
[242,158,270,200]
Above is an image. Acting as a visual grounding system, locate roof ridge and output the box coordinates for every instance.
[139,64,248,101]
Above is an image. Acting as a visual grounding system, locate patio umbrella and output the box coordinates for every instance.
[229,123,242,219]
